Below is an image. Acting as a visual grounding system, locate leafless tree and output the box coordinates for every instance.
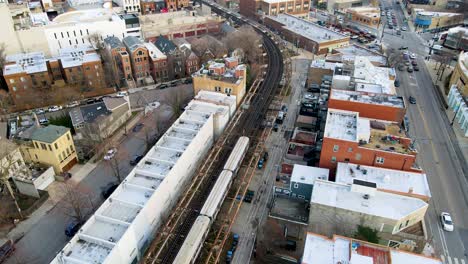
[164,87,186,118]
[88,33,121,88]
[0,44,7,91]
[0,145,27,219]
[58,182,94,223]
[222,25,262,64]
[105,147,129,183]
[385,47,401,67]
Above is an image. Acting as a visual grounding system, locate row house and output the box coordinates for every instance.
[144,42,169,83]
[104,36,133,81]
[123,36,151,85]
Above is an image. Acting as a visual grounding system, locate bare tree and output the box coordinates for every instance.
[164,87,186,118]
[88,33,121,88]
[222,25,262,64]
[58,182,94,223]
[105,147,129,184]
[0,44,7,91]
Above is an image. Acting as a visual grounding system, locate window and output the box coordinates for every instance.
[215,86,221,92]
[355,153,362,160]
[66,148,70,155]
[35,154,38,160]
[40,143,46,150]
[67,134,70,140]
[48,145,52,151]
[333,145,339,152]
[294,183,299,188]
[55,143,58,149]
[58,153,62,161]
[62,151,66,159]
[331,156,337,163]
[34,142,38,148]
[9,79,14,84]
[61,32,64,38]
[376,157,385,164]
[225,88,232,94]
[348,147,353,152]
[54,33,57,39]
[70,145,74,152]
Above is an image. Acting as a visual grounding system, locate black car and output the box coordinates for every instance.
[414,65,420,71]
[65,221,82,237]
[159,84,168,89]
[394,79,400,87]
[101,183,119,199]
[132,123,144,132]
[130,155,144,166]
[399,46,408,50]
[407,67,414,73]
[409,96,416,104]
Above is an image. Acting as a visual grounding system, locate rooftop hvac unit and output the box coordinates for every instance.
[363,194,369,199]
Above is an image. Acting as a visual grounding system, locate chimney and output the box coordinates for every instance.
[408,187,414,194]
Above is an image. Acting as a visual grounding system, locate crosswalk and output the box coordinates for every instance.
[441,255,467,264]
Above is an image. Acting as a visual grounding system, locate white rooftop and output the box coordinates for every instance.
[194,90,237,105]
[336,163,431,198]
[390,250,443,264]
[53,8,115,23]
[330,89,404,108]
[54,99,226,264]
[324,109,359,141]
[416,10,462,17]
[291,165,329,185]
[59,46,101,68]
[311,59,342,70]
[311,180,428,220]
[302,233,350,264]
[268,14,348,43]
[144,42,167,60]
[353,56,395,95]
[3,52,48,75]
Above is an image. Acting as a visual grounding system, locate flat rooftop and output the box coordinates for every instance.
[353,56,395,95]
[330,44,387,65]
[330,89,404,108]
[324,109,359,141]
[311,180,428,220]
[4,52,48,75]
[65,238,112,263]
[53,8,115,23]
[311,59,342,70]
[268,14,348,44]
[59,46,101,68]
[336,162,431,198]
[303,233,442,264]
[291,165,329,186]
[194,90,237,105]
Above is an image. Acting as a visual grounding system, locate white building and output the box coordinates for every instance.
[114,0,141,13]
[51,98,231,264]
[194,90,237,118]
[335,162,431,201]
[290,165,329,201]
[448,85,468,137]
[302,232,443,264]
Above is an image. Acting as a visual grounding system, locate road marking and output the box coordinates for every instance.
[454,258,460,264]
[441,255,446,263]
[448,256,453,264]
[461,258,466,264]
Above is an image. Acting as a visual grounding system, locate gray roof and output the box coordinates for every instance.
[104,36,124,50]
[123,36,145,52]
[221,22,236,34]
[70,102,111,127]
[31,125,69,143]
[154,35,177,54]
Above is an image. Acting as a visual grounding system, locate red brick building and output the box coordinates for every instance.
[104,36,133,81]
[144,42,169,83]
[320,109,420,176]
[328,89,406,123]
[240,0,309,19]
[123,36,151,85]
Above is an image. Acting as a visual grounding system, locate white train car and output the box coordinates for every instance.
[223,136,250,174]
[200,170,233,219]
[172,216,211,264]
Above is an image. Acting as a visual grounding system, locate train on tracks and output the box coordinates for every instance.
[173,137,250,264]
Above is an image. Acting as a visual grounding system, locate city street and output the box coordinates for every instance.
[231,57,310,263]
[4,86,192,264]
[380,0,468,263]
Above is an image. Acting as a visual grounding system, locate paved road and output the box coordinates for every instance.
[232,58,310,263]
[5,86,192,264]
[381,0,468,263]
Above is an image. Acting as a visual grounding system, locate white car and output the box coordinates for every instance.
[66,101,79,108]
[440,212,454,232]
[401,26,407,31]
[410,53,416,59]
[116,91,128,97]
[104,148,117,161]
[48,105,62,112]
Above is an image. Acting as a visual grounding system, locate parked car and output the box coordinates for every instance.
[35,108,45,114]
[183,78,193,84]
[401,26,407,31]
[408,96,416,104]
[116,91,128,97]
[398,64,405,71]
[399,46,408,50]
[407,67,414,73]
[65,221,83,237]
[159,84,168,89]
[0,240,15,263]
[38,117,49,125]
[394,79,400,87]
[101,182,119,199]
[66,101,79,108]
[409,53,416,59]
[413,65,420,71]
[132,123,144,132]
[104,148,117,160]
[273,123,279,132]
[130,155,144,166]
[48,105,62,112]
[440,212,454,231]
[411,60,418,66]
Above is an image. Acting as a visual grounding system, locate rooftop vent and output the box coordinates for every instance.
[363,194,369,200]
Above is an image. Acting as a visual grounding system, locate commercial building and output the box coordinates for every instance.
[286,128,317,160]
[114,0,141,13]
[309,180,428,236]
[264,14,350,55]
[326,0,371,13]
[449,51,468,97]
[140,0,167,14]
[3,52,53,103]
[302,233,442,264]
[192,58,247,106]
[140,10,223,42]
[319,109,419,173]
[194,90,238,117]
[144,42,169,83]
[58,46,106,90]
[345,7,381,29]
[447,85,468,137]
[257,0,310,18]
[290,165,329,201]
[69,97,132,141]
[335,162,431,201]
[51,95,231,264]
[328,44,388,66]
[328,89,406,123]
[307,59,341,86]
[123,36,151,84]
[443,26,468,51]
[165,0,189,10]
[413,10,464,31]
[16,125,78,174]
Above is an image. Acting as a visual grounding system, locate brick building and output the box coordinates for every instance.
[319,109,419,175]
[123,36,151,85]
[3,52,53,103]
[345,7,381,29]
[140,0,166,14]
[328,89,406,123]
[104,36,133,81]
[143,42,169,83]
[264,14,349,55]
[185,51,200,76]
[59,46,105,91]
[259,0,309,17]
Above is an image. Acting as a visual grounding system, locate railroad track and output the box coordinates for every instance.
[142,3,284,263]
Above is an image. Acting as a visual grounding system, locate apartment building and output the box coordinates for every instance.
[302,233,442,264]
[328,89,406,123]
[345,7,381,29]
[143,42,169,83]
[309,180,428,236]
[140,0,166,14]
[258,0,309,17]
[17,125,78,173]
[186,52,200,76]
[165,0,189,9]
[289,165,329,201]
[3,52,53,103]
[326,0,371,13]
[413,10,464,31]
[449,51,468,97]
[319,109,419,173]
[59,46,106,90]
[192,58,247,106]
[123,36,151,84]
[264,14,350,55]
[335,162,431,201]
[104,36,133,81]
